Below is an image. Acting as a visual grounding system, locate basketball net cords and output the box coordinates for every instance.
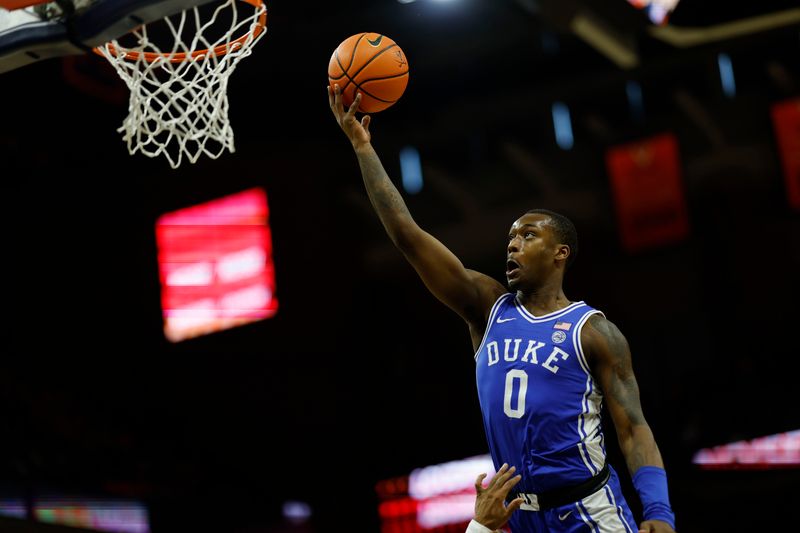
[97,0,266,168]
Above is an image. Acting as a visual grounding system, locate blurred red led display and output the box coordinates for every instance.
[376,455,495,533]
[693,430,800,470]
[156,188,278,342]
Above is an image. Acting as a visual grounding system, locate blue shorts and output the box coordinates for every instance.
[508,465,637,533]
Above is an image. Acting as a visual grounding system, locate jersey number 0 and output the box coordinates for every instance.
[503,369,528,418]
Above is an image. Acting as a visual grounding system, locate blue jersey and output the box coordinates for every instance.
[475,294,607,493]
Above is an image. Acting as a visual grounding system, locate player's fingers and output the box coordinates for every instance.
[474,473,487,493]
[361,114,371,132]
[487,463,508,489]
[492,465,516,489]
[505,497,524,517]
[346,92,362,117]
[499,474,522,496]
[333,84,344,115]
[328,85,335,109]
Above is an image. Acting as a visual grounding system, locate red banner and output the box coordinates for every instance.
[606,133,689,252]
[770,98,800,211]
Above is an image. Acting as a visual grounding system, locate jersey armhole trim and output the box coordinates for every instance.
[573,308,606,476]
[574,309,605,373]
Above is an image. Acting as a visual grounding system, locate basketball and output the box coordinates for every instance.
[328,32,409,113]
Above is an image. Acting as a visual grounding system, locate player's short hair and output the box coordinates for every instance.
[525,209,578,268]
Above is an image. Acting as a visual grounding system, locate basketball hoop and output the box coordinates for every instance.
[94,0,267,168]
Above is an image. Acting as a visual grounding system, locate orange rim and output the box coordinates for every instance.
[93,0,266,63]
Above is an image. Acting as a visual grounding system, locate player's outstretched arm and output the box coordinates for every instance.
[582,315,677,533]
[328,84,504,324]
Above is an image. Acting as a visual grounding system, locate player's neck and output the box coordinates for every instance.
[515,281,570,316]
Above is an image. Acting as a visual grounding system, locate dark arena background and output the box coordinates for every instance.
[1,0,799,532]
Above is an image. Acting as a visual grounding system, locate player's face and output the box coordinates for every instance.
[506,214,559,290]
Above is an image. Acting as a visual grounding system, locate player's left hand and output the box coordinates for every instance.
[638,519,676,533]
[474,463,523,531]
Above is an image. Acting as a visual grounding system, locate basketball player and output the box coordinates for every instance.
[328,85,677,533]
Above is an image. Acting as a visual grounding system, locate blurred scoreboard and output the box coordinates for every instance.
[156,188,278,342]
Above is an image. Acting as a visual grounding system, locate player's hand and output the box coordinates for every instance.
[638,519,676,533]
[473,463,524,531]
[328,84,371,149]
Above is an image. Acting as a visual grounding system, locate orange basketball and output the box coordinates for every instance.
[328,33,409,113]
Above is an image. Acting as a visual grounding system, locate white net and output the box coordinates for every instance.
[96,0,266,169]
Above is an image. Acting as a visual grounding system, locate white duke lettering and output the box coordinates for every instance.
[486,339,570,374]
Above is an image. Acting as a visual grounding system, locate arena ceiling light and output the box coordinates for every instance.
[649,8,800,47]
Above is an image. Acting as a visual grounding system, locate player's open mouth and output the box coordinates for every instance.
[506,259,521,277]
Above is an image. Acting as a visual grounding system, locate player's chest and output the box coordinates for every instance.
[476,326,590,392]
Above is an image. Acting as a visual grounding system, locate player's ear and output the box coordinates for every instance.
[555,244,570,263]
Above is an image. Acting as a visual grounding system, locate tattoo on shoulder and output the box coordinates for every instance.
[586,315,645,424]
[586,315,629,362]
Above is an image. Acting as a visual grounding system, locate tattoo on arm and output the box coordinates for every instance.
[589,316,663,474]
[356,146,413,232]
[353,147,503,326]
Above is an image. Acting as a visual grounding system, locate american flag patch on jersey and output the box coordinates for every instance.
[554,321,572,330]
